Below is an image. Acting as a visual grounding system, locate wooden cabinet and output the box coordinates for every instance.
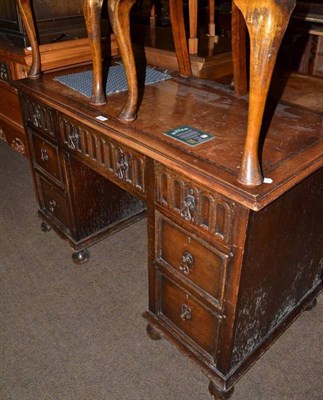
[20,93,145,263]
[0,0,87,47]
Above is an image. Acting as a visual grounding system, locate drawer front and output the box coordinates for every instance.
[160,275,220,357]
[58,113,146,196]
[0,81,23,125]
[0,117,28,158]
[21,95,56,139]
[30,131,62,182]
[155,163,235,245]
[157,214,228,307]
[37,174,72,231]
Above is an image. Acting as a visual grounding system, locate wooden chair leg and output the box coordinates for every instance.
[208,0,215,37]
[108,0,138,121]
[81,0,106,106]
[233,0,296,187]
[150,0,156,47]
[169,0,192,78]
[188,0,198,54]
[16,0,41,79]
[231,1,247,97]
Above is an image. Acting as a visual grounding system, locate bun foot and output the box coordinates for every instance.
[146,324,162,341]
[305,298,317,311]
[40,222,52,232]
[209,381,234,400]
[72,249,90,265]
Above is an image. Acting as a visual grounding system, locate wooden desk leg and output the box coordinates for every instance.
[208,0,215,37]
[231,2,247,97]
[234,0,296,187]
[188,0,198,54]
[81,0,106,106]
[169,0,192,78]
[108,0,138,122]
[16,0,41,79]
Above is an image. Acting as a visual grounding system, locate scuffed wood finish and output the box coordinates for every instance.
[81,0,106,106]
[108,0,138,121]
[169,0,192,78]
[231,2,247,96]
[16,0,41,79]
[233,0,296,187]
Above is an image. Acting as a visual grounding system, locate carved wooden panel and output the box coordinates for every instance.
[58,114,146,194]
[155,163,235,244]
[0,62,10,82]
[21,95,55,138]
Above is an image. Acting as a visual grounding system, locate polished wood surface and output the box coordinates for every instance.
[233,0,296,186]
[14,68,322,399]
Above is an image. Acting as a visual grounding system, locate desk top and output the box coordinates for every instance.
[14,68,323,210]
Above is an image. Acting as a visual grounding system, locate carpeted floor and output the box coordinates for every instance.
[0,140,322,400]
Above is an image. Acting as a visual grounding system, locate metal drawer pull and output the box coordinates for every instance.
[180,304,192,321]
[116,155,129,180]
[40,147,49,162]
[180,251,194,275]
[180,194,196,221]
[49,200,57,213]
[67,128,79,150]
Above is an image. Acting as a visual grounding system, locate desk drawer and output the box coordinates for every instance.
[160,274,220,358]
[21,95,56,139]
[156,214,228,308]
[0,117,28,158]
[36,174,72,232]
[155,163,235,246]
[58,113,146,196]
[30,131,63,183]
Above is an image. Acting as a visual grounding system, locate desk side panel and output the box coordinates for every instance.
[231,167,323,369]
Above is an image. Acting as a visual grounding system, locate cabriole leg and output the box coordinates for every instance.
[108,0,138,121]
[16,0,41,79]
[81,0,106,105]
[234,0,296,186]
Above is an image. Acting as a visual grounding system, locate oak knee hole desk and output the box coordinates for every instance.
[14,70,323,399]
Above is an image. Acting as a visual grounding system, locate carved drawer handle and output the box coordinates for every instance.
[180,251,194,275]
[49,200,57,213]
[32,109,41,127]
[180,194,196,221]
[40,147,49,162]
[180,303,192,321]
[116,155,129,180]
[67,128,79,150]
